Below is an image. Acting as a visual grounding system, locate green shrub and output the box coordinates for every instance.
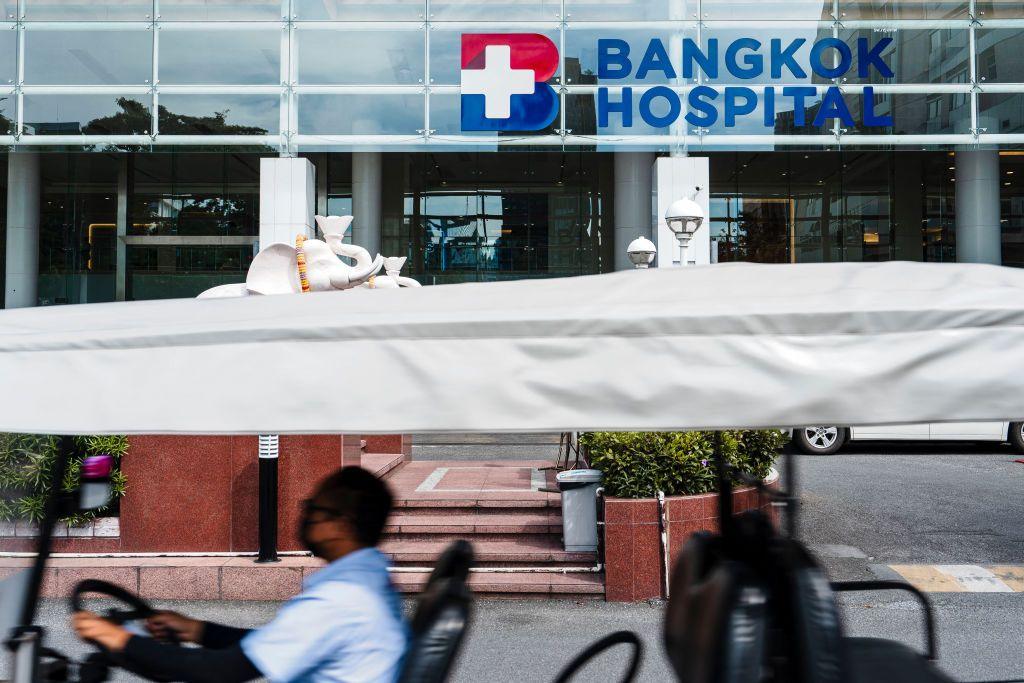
[0,434,129,524]
[579,430,785,499]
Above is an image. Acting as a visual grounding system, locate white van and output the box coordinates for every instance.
[793,421,1024,455]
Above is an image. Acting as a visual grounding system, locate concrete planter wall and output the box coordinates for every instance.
[604,470,780,602]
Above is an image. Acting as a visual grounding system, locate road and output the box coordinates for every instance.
[5,443,1023,682]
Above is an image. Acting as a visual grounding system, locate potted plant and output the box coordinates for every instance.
[579,430,784,602]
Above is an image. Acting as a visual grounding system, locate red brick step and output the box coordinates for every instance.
[391,570,604,597]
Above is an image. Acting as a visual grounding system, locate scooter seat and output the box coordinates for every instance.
[844,638,954,683]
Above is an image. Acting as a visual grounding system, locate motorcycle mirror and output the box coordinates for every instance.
[77,455,114,512]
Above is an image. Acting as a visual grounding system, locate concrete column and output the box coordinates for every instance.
[352,152,382,257]
[4,152,41,308]
[613,152,655,270]
[653,156,711,267]
[955,149,1002,264]
[259,157,315,252]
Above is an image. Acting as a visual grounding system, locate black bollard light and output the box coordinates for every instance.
[256,434,280,563]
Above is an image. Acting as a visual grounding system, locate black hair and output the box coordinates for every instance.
[313,466,394,547]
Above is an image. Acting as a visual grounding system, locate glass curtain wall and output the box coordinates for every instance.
[0,0,1020,151]
[385,151,613,284]
[709,150,956,263]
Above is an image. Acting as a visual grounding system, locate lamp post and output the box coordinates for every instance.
[256,434,280,563]
[626,235,657,269]
[664,194,704,267]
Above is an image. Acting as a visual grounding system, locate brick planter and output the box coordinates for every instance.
[604,470,779,602]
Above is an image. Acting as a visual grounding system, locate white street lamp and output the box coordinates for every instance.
[665,193,704,266]
[626,235,657,269]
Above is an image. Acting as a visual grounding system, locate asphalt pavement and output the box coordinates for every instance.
[5,443,1023,682]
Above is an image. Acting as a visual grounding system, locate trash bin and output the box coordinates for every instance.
[555,469,603,552]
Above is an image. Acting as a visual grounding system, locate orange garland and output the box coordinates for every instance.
[295,234,311,293]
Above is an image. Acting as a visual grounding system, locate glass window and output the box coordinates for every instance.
[975,29,1024,84]
[0,92,13,133]
[24,0,153,21]
[700,24,828,85]
[23,95,151,135]
[843,90,971,136]
[835,0,968,19]
[833,27,969,84]
[429,0,559,20]
[564,0,695,21]
[976,0,1024,18]
[980,93,1024,135]
[0,25,15,85]
[295,29,423,85]
[564,91,676,136]
[129,153,261,237]
[157,95,279,134]
[429,29,560,85]
[37,154,119,305]
[563,29,693,86]
[298,94,422,134]
[292,0,424,21]
[127,245,252,300]
[158,29,279,84]
[1002,153,1024,268]
[701,0,832,21]
[24,28,152,85]
[157,0,281,21]
[431,91,560,136]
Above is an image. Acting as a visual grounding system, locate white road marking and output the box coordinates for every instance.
[935,564,1014,592]
[415,467,449,493]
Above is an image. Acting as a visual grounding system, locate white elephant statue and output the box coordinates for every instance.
[197,214,395,299]
[360,256,422,289]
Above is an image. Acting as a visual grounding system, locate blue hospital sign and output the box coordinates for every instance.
[595,37,895,130]
[458,34,896,132]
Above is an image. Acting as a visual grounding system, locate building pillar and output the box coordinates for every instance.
[259,157,315,251]
[352,152,382,257]
[653,156,711,267]
[4,152,41,308]
[955,149,1002,264]
[613,152,655,270]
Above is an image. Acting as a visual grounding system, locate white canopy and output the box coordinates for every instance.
[1,261,1023,435]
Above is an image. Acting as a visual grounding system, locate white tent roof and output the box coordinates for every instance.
[1,261,1023,435]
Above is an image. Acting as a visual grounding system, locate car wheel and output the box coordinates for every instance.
[1010,422,1024,454]
[794,426,847,455]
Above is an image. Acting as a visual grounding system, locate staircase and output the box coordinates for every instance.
[381,459,604,598]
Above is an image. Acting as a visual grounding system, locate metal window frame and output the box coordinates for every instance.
[0,0,1022,149]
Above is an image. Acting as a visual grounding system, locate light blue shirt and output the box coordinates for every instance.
[242,548,408,683]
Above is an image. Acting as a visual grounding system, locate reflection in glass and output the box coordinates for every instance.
[157,0,280,21]
[24,0,152,20]
[158,30,280,84]
[37,154,119,305]
[835,0,967,19]
[976,0,1024,18]
[298,94,422,135]
[157,95,278,134]
[395,152,612,284]
[127,246,252,300]
[845,91,970,135]
[701,25,828,85]
[429,0,559,20]
[0,27,17,84]
[1002,154,1024,268]
[128,153,261,237]
[564,0,694,21]
[701,0,831,20]
[980,93,1024,135]
[563,30,688,85]
[833,28,969,84]
[429,30,560,85]
[975,29,1024,84]
[0,92,14,133]
[296,30,423,85]
[24,29,152,85]
[292,0,424,21]
[22,95,151,135]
